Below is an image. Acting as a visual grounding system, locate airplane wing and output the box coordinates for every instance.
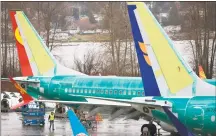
[36,95,170,107]
[49,95,195,136]
[35,95,172,121]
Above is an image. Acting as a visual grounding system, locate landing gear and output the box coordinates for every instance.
[141,124,157,136]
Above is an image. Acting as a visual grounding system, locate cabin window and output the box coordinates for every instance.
[110,90,113,94]
[105,90,108,94]
[119,90,122,95]
[84,89,87,93]
[142,91,145,96]
[65,88,68,93]
[89,90,92,94]
[69,88,72,93]
[137,91,140,95]
[80,89,83,93]
[73,89,75,93]
[101,90,104,94]
[123,90,126,95]
[93,90,96,94]
[133,91,136,95]
[114,90,117,95]
[77,89,80,93]
[128,90,131,95]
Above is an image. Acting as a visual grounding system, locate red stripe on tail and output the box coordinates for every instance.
[9,11,33,76]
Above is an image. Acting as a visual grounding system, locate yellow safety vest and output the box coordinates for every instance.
[50,114,55,121]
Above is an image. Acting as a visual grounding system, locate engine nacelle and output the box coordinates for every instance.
[1,98,11,112]
[1,92,23,112]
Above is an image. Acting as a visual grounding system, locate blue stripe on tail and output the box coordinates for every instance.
[127,5,161,96]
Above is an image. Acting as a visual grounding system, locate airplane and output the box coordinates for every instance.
[4,2,216,136]
[9,77,89,136]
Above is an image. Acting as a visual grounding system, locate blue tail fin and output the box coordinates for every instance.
[68,109,88,136]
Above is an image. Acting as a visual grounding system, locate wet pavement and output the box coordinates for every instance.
[1,112,170,136]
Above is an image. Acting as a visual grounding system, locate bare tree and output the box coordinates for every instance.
[184,2,216,78]
[74,50,103,75]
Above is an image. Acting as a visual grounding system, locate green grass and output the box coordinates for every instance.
[70,33,110,42]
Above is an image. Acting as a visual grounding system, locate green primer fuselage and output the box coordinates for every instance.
[153,97,216,135]
[26,76,216,136]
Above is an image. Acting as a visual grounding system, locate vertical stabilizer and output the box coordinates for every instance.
[198,65,206,79]
[127,2,215,96]
[9,11,86,76]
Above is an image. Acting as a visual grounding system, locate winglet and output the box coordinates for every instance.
[9,76,34,109]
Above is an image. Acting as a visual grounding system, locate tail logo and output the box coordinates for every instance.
[15,28,24,45]
[138,42,151,66]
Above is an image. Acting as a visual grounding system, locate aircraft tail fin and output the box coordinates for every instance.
[9,11,85,76]
[68,109,89,136]
[127,2,215,97]
[198,65,206,79]
[9,77,34,109]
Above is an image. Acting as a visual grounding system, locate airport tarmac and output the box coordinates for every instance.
[1,112,170,136]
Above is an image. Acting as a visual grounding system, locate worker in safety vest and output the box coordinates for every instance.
[48,112,55,130]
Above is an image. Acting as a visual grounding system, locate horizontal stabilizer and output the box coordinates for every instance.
[9,77,34,109]
[10,100,32,110]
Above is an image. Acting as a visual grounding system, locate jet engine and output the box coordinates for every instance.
[1,98,10,112]
[1,92,23,112]
[1,93,11,112]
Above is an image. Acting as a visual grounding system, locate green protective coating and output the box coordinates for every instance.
[25,76,215,136]
[152,97,216,135]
